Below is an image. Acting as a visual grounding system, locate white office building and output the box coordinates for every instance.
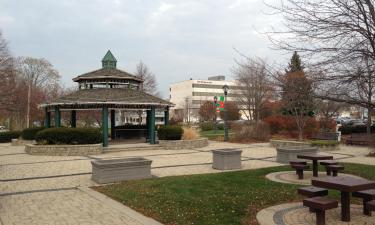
[169,76,245,122]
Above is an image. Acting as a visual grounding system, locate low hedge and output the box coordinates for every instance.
[158,125,184,140]
[200,122,224,131]
[310,140,339,147]
[35,128,102,145]
[115,125,147,130]
[21,127,45,140]
[0,131,21,143]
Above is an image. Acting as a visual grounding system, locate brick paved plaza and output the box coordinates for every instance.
[0,142,374,224]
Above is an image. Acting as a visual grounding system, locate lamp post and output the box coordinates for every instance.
[213,96,218,134]
[223,85,229,142]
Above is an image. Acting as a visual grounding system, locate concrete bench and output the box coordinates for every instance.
[303,197,338,225]
[346,133,369,145]
[326,164,344,177]
[320,161,338,175]
[352,189,375,216]
[291,164,309,180]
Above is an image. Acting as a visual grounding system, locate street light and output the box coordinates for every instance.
[222,85,229,142]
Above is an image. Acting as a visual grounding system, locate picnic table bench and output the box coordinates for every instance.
[346,133,369,145]
[311,132,339,141]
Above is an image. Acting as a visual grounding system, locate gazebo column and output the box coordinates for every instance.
[102,106,109,147]
[110,110,116,140]
[54,106,61,128]
[150,106,156,144]
[146,110,151,143]
[164,107,169,126]
[44,108,51,128]
[71,110,77,128]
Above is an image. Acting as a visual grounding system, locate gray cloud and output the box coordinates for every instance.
[0,0,286,97]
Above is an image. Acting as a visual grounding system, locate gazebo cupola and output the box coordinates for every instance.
[73,50,143,90]
[102,50,117,69]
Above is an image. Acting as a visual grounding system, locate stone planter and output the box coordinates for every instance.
[212,149,242,170]
[25,144,102,156]
[276,146,318,163]
[159,138,208,150]
[11,139,35,146]
[91,157,152,184]
[270,139,311,148]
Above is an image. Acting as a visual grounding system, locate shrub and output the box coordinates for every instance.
[158,125,184,140]
[233,122,270,142]
[310,140,339,147]
[35,128,102,145]
[0,131,21,143]
[182,127,199,140]
[264,115,285,134]
[115,125,147,130]
[200,122,214,131]
[304,118,320,138]
[21,127,45,140]
[217,123,225,130]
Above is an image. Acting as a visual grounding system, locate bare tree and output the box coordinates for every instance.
[199,101,216,121]
[16,57,60,127]
[219,102,241,121]
[134,61,159,96]
[0,31,16,111]
[315,99,346,131]
[134,61,160,124]
[233,57,274,123]
[268,0,375,134]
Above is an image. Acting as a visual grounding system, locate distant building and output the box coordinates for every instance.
[169,76,245,122]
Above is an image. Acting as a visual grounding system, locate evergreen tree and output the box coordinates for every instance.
[287,51,304,73]
[281,52,314,140]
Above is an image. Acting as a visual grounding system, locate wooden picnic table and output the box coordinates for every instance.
[312,176,375,222]
[297,154,333,177]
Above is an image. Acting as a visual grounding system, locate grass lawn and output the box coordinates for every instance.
[94,163,375,225]
[200,130,235,140]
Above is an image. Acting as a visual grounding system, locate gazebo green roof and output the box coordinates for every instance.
[41,88,172,110]
[72,68,143,83]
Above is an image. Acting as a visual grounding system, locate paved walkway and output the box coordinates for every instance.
[0,142,374,224]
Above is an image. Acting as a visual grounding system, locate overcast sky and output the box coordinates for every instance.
[0,0,287,97]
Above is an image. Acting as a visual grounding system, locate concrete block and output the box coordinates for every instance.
[91,157,152,184]
[212,149,242,170]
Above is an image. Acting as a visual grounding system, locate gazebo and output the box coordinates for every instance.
[40,50,173,147]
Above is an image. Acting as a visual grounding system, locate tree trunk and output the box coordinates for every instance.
[26,82,31,128]
[367,106,373,135]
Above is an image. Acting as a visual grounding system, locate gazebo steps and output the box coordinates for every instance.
[104,144,163,152]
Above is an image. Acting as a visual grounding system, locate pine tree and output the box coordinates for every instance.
[287,51,304,73]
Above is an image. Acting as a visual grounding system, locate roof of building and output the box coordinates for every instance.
[72,68,143,83]
[41,88,173,109]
